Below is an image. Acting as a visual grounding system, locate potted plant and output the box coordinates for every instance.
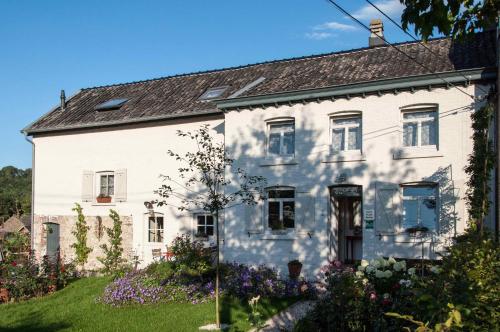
[288,259,303,279]
[0,283,9,303]
[96,194,112,204]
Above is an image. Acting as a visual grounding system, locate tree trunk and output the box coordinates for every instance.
[215,209,220,328]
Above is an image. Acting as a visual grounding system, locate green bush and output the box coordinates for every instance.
[169,234,212,278]
[145,261,175,281]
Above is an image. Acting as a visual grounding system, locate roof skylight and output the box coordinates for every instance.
[199,86,228,100]
[95,98,129,111]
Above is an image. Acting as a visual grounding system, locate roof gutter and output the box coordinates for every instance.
[23,109,222,135]
[215,68,496,109]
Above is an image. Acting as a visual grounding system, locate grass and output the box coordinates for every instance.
[0,277,298,332]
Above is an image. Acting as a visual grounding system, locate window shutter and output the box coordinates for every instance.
[245,200,264,234]
[115,169,127,202]
[375,182,401,234]
[82,171,94,202]
[296,193,315,235]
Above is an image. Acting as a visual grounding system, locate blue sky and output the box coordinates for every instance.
[0,0,412,169]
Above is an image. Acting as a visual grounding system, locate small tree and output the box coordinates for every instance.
[98,209,125,274]
[151,124,266,328]
[71,203,92,269]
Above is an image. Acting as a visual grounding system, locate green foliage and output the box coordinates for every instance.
[386,303,463,332]
[145,261,175,281]
[98,209,125,275]
[3,231,30,254]
[464,99,496,231]
[169,234,212,279]
[71,203,92,268]
[400,0,500,40]
[0,166,31,221]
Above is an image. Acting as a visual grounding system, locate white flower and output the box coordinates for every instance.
[383,293,390,299]
[393,261,406,272]
[362,278,369,285]
[399,279,412,287]
[375,270,385,278]
[355,271,364,278]
[360,259,369,267]
[430,266,441,274]
[379,258,390,268]
[388,256,397,265]
[370,259,381,269]
[384,270,393,278]
[357,265,365,272]
[407,267,416,276]
[365,266,375,274]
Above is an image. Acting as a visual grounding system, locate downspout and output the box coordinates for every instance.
[23,133,35,250]
[496,13,500,242]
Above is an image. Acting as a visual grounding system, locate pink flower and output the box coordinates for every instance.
[11,261,17,267]
[369,292,377,301]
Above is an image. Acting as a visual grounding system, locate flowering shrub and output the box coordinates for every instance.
[221,262,314,299]
[0,253,75,302]
[169,234,212,277]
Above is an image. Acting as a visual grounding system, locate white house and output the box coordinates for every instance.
[23,24,497,276]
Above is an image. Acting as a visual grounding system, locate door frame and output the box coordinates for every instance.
[328,184,363,263]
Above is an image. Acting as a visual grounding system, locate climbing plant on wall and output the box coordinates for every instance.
[71,203,92,268]
[98,209,125,274]
[464,92,496,232]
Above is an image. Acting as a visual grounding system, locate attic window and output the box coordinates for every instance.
[199,87,228,100]
[95,98,129,111]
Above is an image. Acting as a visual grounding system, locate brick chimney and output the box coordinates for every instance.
[369,19,385,47]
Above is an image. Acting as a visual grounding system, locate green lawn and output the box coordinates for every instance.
[0,277,297,332]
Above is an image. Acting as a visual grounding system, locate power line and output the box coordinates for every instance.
[363,0,490,96]
[325,0,477,101]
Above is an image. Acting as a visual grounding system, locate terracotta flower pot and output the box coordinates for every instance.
[0,288,9,303]
[96,196,112,203]
[288,260,303,279]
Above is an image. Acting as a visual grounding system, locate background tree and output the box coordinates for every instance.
[0,166,31,222]
[400,0,500,40]
[151,124,266,328]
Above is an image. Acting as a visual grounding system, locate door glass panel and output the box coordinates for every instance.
[282,201,295,228]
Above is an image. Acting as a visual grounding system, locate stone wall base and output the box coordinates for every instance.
[33,214,133,271]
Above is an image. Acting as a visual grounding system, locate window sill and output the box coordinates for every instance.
[393,148,443,160]
[259,156,298,166]
[260,231,296,240]
[322,151,365,163]
[91,203,116,206]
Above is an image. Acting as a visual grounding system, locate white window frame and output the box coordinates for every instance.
[330,114,362,152]
[266,121,295,157]
[401,183,438,231]
[147,214,164,243]
[402,108,438,148]
[195,214,215,238]
[266,186,296,231]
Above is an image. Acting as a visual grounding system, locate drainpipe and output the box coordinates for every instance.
[496,12,500,242]
[23,133,35,251]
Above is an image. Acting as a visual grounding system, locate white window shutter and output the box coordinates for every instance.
[82,171,94,202]
[245,200,264,234]
[114,169,127,202]
[375,182,401,234]
[296,193,315,235]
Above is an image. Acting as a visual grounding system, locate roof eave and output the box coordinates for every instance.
[215,67,496,109]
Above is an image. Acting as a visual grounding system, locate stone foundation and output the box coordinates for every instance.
[33,214,133,270]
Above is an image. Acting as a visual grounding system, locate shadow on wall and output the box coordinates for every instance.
[154,98,473,275]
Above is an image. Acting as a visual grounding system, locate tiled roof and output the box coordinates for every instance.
[25,31,496,134]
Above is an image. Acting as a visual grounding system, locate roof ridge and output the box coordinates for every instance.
[82,35,454,91]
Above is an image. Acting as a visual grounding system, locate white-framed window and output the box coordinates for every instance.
[402,110,437,147]
[195,214,215,237]
[402,184,438,231]
[331,115,362,152]
[148,215,164,242]
[99,172,115,197]
[267,187,295,230]
[267,121,295,156]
